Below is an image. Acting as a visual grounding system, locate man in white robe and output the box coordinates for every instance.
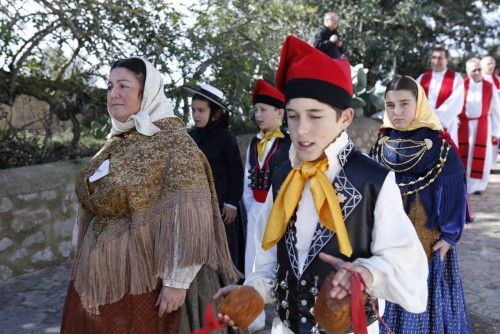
[481,56,500,170]
[459,58,500,194]
[417,46,464,144]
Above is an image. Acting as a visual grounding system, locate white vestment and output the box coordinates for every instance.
[462,79,500,193]
[483,74,500,169]
[417,69,464,144]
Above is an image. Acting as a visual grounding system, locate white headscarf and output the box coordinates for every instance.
[107,57,176,138]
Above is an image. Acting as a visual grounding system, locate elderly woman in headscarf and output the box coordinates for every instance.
[370,75,471,334]
[60,57,238,333]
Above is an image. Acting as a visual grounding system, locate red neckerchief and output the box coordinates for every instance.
[420,69,455,108]
[458,78,493,179]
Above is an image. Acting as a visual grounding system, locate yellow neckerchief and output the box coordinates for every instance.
[261,156,353,257]
[257,127,285,161]
[382,77,443,131]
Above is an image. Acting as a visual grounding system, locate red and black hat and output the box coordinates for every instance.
[276,35,353,110]
[252,79,285,109]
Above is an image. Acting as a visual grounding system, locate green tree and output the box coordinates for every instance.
[312,0,499,81]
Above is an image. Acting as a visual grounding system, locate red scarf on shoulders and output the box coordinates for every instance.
[492,75,500,89]
[420,69,455,108]
[458,78,493,179]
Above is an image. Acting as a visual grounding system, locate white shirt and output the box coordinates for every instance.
[417,69,464,144]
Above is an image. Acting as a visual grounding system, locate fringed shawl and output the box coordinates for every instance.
[71,117,238,313]
[371,127,467,246]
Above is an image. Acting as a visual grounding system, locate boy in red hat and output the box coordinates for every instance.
[243,79,291,332]
[243,79,291,278]
[216,36,428,333]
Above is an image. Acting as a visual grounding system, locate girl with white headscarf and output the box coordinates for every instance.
[60,58,238,333]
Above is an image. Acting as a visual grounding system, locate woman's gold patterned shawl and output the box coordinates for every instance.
[71,117,238,313]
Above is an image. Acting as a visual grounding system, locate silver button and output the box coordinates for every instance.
[300,280,306,286]
[301,299,307,306]
[301,317,307,323]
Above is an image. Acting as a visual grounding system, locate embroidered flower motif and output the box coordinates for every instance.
[337,193,346,203]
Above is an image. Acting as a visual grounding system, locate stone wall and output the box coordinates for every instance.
[0,94,73,133]
[347,115,382,153]
[0,159,87,281]
[0,116,381,281]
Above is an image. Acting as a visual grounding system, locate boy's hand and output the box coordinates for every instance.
[319,252,373,300]
[329,34,338,43]
[213,285,240,328]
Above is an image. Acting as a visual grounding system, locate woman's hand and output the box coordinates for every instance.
[155,286,187,317]
[319,252,373,300]
[432,239,451,260]
[213,285,240,328]
[222,206,237,224]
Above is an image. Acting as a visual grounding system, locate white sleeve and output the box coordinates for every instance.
[242,144,254,215]
[244,188,276,303]
[490,88,500,138]
[163,265,202,289]
[353,171,428,313]
[434,73,464,129]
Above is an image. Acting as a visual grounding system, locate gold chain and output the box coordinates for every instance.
[398,141,447,187]
[378,137,432,172]
[400,143,450,195]
[374,137,450,195]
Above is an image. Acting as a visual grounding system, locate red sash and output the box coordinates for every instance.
[458,78,493,179]
[420,69,455,108]
[492,75,500,89]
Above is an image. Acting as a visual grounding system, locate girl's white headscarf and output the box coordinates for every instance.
[107,58,175,138]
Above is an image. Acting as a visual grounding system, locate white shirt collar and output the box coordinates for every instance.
[432,68,448,77]
[289,131,350,181]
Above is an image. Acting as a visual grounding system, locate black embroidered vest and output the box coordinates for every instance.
[271,141,389,333]
[248,133,291,202]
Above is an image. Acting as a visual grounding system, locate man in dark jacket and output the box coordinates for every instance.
[312,11,345,59]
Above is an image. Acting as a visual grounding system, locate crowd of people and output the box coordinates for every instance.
[59,10,499,334]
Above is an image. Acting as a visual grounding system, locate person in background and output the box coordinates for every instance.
[371,75,471,333]
[60,58,238,333]
[416,45,464,145]
[458,58,500,195]
[242,79,291,332]
[481,55,500,171]
[184,83,245,274]
[312,11,345,59]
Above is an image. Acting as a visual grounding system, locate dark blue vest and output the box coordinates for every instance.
[271,142,388,333]
[248,133,291,194]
